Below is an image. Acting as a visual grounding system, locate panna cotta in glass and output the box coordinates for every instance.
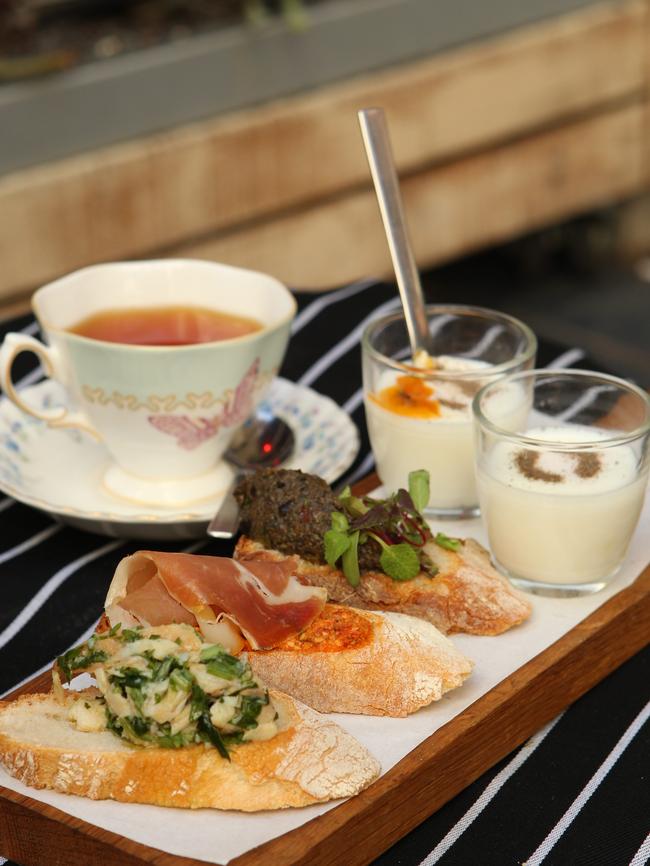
[365,357,530,512]
[474,370,650,595]
[362,306,536,518]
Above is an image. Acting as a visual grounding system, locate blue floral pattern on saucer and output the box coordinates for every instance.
[0,379,359,539]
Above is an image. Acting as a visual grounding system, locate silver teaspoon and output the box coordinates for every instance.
[358,106,432,359]
[207,409,295,539]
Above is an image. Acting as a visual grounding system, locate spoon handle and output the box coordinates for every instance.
[358,107,430,356]
[206,473,244,539]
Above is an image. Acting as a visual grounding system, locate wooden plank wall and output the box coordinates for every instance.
[0,0,648,307]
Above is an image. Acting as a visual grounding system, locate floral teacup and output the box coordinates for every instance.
[0,259,296,506]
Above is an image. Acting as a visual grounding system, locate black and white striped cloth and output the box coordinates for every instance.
[0,281,648,866]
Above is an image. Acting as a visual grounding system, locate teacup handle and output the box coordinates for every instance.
[0,332,101,439]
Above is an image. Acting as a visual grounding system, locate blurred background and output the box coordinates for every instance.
[0,0,648,380]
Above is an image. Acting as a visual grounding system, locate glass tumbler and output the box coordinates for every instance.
[362,304,536,518]
[474,369,650,596]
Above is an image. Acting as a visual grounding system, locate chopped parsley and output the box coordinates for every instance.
[63,624,275,758]
[56,635,108,683]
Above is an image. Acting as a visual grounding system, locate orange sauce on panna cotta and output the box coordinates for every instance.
[370,375,441,419]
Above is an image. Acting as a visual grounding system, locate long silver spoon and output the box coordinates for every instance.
[358,106,431,358]
[207,409,295,539]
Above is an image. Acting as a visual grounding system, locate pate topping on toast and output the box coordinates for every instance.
[234,469,532,636]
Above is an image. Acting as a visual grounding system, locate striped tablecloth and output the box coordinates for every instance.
[1,280,648,866]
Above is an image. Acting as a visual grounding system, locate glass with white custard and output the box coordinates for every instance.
[362,305,536,518]
[474,370,650,596]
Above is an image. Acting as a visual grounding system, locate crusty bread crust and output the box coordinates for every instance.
[247,609,472,716]
[0,691,379,811]
[235,536,531,636]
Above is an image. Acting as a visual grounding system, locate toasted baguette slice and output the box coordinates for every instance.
[246,606,472,716]
[235,536,531,636]
[0,690,379,811]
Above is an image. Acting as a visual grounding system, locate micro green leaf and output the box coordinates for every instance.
[434,532,462,552]
[338,488,369,517]
[379,543,421,581]
[408,470,430,515]
[324,529,351,567]
[341,530,361,587]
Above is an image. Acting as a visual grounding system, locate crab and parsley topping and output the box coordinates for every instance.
[55,623,279,758]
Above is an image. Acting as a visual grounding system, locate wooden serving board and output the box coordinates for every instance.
[1,476,649,866]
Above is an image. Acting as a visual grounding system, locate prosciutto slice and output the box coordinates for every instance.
[104,551,327,650]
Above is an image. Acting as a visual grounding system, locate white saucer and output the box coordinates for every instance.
[0,379,360,540]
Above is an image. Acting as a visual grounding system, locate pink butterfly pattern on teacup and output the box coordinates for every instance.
[148,415,221,450]
[147,359,260,450]
[220,358,259,428]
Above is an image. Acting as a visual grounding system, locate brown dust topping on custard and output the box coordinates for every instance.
[515,450,562,483]
[456,379,482,398]
[438,397,466,411]
[573,452,602,478]
[514,449,603,483]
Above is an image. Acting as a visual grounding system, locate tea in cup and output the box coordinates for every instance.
[0,259,296,506]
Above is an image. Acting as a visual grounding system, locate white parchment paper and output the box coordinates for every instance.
[1,494,648,865]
